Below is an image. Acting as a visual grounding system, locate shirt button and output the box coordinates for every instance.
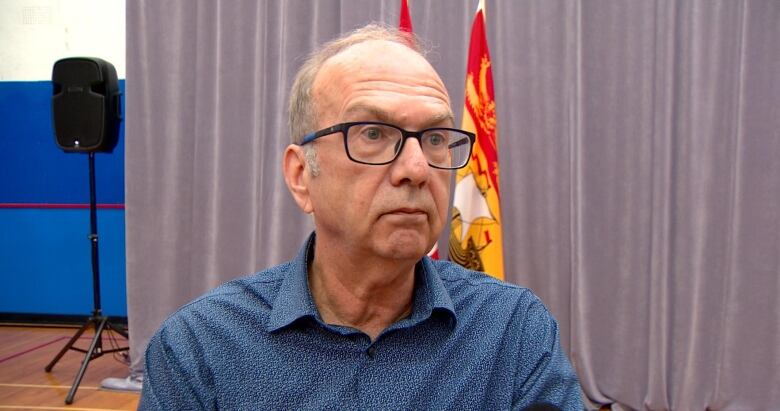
[366,346,376,359]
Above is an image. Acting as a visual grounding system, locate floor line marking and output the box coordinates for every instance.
[0,334,129,364]
[0,406,118,411]
[0,337,67,364]
[0,383,98,390]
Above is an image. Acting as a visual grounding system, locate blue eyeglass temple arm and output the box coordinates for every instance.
[300,133,316,145]
[300,124,343,145]
[448,138,471,149]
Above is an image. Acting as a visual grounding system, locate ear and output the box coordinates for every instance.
[282,145,314,214]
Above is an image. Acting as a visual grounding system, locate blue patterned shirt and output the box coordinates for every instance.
[139,234,583,410]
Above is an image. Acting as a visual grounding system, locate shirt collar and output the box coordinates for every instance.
[267,232,457,333]
[406,257,457,329]
[266,234,320,332]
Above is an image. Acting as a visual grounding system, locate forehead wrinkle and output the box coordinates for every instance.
[343,103,454,128]
[343,104,393,123]
[316,41,455,127]
[351,79,450,103]
[340,82,454,125]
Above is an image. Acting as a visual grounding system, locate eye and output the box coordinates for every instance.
[361,126,384,141]
[427,132,447,146]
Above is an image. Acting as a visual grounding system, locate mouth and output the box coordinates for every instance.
[382,207,429,223]
[388,208,427,215]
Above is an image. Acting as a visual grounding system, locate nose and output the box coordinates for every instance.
[389,137,430,187]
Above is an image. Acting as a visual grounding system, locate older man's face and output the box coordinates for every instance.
[306,40,453,261]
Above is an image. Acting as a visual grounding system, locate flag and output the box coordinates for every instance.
[399,0,413,33]
[448,0,504,280]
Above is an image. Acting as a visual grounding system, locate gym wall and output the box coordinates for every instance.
[0,0,127,317]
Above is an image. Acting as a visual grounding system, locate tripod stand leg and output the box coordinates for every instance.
[105,319,129,339]
[65,316,108,405]
[45,322,90,372]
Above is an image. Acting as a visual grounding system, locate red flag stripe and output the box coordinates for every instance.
[399,0,413,33]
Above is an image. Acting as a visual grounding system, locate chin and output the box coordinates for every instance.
[376,231,429,261]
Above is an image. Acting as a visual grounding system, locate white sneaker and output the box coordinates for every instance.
[100,374,143,392]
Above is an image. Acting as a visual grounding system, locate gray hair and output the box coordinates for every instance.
[287,24,425,175]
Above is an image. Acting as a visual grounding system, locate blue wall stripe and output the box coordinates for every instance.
[0,208,127,316]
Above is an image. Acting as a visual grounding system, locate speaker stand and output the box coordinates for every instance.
[44,152,129,405]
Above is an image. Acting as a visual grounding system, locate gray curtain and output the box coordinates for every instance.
[126,1,780,409]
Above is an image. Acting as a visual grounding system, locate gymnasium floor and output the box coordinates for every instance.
[0,325,139,410]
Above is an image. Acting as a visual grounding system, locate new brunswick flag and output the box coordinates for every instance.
[448,0,504,280]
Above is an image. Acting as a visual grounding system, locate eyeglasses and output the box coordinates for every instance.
[299,122,475,170]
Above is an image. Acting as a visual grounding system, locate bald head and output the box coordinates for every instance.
[311,39,452,130]
[288,24,435,145]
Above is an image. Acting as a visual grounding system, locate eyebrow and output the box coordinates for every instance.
[343,104,455,128]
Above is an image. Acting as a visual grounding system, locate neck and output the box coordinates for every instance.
[308,237,417,341]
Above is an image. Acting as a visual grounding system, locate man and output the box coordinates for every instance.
[139,24,583,410]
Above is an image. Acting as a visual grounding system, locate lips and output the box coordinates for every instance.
[388,208,426,214]
[380,207,429,225]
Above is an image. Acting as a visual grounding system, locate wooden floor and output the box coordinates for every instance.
[0,325,139,410]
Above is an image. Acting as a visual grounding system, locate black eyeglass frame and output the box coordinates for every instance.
[299,121,476,170]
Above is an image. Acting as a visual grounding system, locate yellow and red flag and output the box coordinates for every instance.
[449,0,504,280]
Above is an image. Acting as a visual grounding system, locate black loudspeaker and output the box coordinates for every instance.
[52,57,121,152]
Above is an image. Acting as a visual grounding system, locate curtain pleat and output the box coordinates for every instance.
[126,1,780,409]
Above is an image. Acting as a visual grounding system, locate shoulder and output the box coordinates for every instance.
[154,261,293,337]
[141,261,300,407]
[425,258,558,338]
[430,259,541,306]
